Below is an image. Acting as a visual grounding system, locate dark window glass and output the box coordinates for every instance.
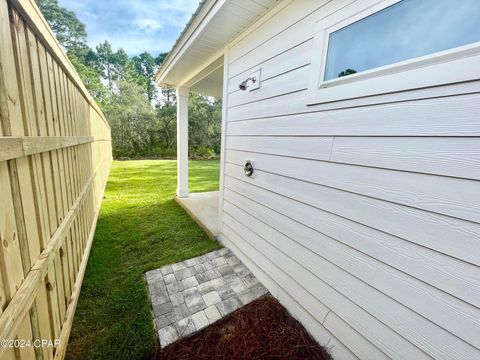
[324,0,480,80]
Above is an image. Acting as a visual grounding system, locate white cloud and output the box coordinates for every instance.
[127,0,196,28]
[88,31,174,55]
[133,18,163,31]
[58,0,201,55]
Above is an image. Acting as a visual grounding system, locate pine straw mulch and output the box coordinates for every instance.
[151,295,332,360]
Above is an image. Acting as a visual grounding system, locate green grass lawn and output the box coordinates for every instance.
[66,160,221,360]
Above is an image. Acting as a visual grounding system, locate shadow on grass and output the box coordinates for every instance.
[66,160,221,360]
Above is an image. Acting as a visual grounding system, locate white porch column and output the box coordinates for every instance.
[176,87,189,197]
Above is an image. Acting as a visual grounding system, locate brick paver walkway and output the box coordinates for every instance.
[145,247,269,347]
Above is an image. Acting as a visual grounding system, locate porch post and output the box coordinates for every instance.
[176,87,189,198]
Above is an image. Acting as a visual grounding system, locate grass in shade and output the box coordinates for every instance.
[66,160,221,360]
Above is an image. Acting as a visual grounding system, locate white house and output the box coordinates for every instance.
[155,1,480,359]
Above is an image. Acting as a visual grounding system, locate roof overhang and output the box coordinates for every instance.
[155,0,279,89]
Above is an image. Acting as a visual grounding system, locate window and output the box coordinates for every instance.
[324,0,480,81]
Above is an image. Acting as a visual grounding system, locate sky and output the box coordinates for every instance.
[58,0,201,56]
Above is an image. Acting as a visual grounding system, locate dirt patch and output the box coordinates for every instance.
[151,295,331,360]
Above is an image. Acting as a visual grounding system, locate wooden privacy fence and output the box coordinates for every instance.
[0,0,112,358]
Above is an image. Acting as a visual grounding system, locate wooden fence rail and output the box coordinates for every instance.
[0,0,112,358]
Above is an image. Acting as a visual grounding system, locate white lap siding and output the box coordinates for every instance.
[218,0,480,359]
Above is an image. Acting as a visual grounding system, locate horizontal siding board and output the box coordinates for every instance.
[223,189,480,348]
[223,215,432,360]
[221,0,480,358]
[219,233,358,360]
[223,205,480,360]
[331,137,480,180]
[224,164,480,287]
[226,135,334,161]
[227,229,333,325]
[229,30,313,79]
[222,226,405,360]
[229,0,357,75]
[224,193,379,278]
[322,311,389,360]
[227,135,480,180]
[227,90,308,122]
[223,226,333,324]
[226,150,480,223]
[227,83,480,122]
[228,0,316,68]
[276,292,359,360]
[221,228,332,321]
[227,93,480,136]
[227,65,309,108]
[227,39,312,93]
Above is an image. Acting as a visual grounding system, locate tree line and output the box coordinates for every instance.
[36,0,221,159]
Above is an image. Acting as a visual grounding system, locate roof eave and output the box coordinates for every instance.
[154,0,218,87]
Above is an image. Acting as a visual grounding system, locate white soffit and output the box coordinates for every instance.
[190,65,224,97]
[155,0,280,87]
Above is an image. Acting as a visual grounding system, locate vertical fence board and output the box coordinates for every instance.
[0,0,112,358]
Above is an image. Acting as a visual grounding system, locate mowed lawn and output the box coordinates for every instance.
[66,160,221,360]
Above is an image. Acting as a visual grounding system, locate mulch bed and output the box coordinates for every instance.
[151,295,332,360]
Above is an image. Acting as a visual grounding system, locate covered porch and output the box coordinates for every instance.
[155,21,227,239]
[171,54,224,239]
[176,191,219,239]
[154,0,279,242]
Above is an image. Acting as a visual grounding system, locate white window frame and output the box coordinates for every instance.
[306,0,480,106]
